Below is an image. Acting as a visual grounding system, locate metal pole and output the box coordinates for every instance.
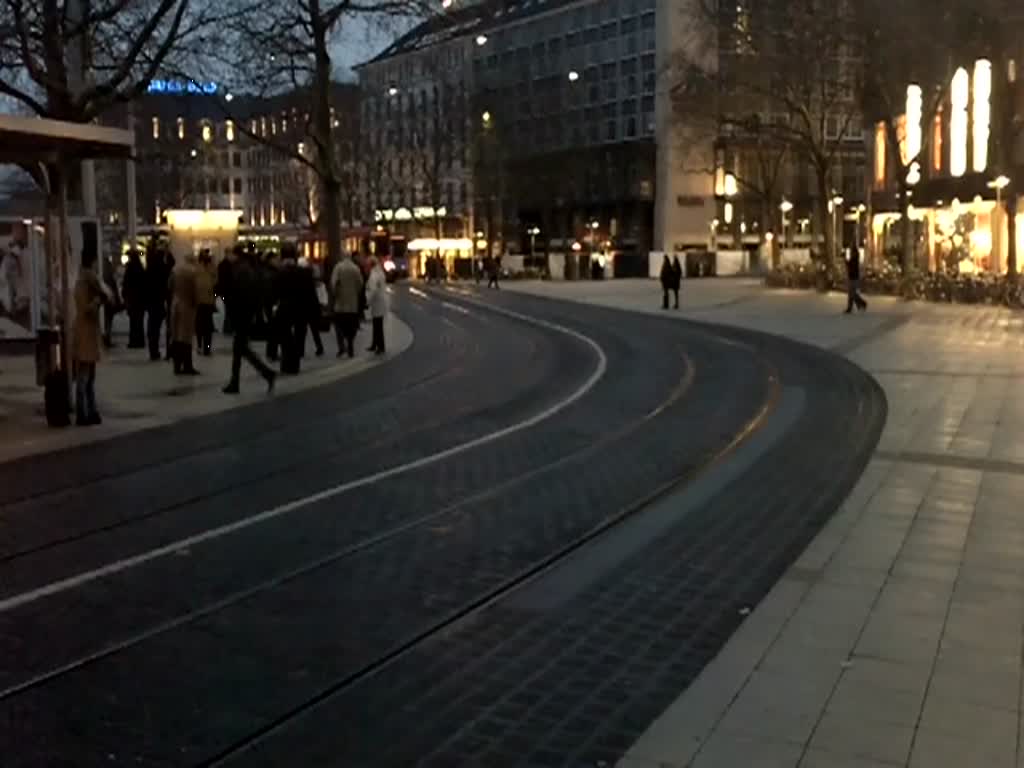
[57,166,73,401]
[126,107,138,251]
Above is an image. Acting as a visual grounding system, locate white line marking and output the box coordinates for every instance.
[408,286,429,299]
[0,301,607,615]
[441,301,472,315]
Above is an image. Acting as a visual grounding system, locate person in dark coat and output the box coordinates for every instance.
[296,257,325,358]
[670,254,683,309]
[195,250,216,356]
[216,248,235,334]
[101,254,122,348]
[122,249,146,348]
[845,244,868,314]
[223,247,276,394]
[262,251,282,359]
[487,256,500,289]
[659,255,673,309]
[274,244,306,374]
[145,246,171,361]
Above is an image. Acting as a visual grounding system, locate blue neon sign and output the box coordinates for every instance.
[147,79,218,95]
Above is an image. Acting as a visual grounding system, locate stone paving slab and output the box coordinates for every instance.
[0,311,412,464]
[503,279,1024,768]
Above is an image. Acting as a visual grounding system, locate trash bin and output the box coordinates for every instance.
[37,328,71,428]
[35,328,60,386]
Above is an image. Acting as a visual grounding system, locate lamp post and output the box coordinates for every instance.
[988,175,1011,272]
[831,193,845,261]
[779,199,793,248]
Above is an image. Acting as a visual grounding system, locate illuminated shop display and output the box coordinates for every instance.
[950,67,969,178]
[972,60,992,173]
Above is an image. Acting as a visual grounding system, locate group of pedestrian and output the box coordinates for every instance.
[69,240,392,426]
[659,254,683,310]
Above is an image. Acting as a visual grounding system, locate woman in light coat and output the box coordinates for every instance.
[365,256,388,355]
[169,254,199,375]
[73,249,105,426]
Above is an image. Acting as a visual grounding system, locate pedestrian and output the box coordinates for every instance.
[365,256,388,355]
[296,255,325,359]
[169,253,200,375]
[262,250,282,360]
[330,253,364,358]
[487,255,501,289]
[845,244,868,314]
[72,248,105,426]
[195,249,216,356]
[223,247,276,395]
[275,244,305,374]
[145,245,170,361]
[100,253,122,348]
[216,247,235,334]
[659,254,673,309]
[122,249,146,348]
[670,254,683,309]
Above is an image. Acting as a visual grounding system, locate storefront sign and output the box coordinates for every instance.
[147,80,218,95]
[375,206,447,222]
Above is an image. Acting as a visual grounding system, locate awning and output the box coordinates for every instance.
[0,114,133,163]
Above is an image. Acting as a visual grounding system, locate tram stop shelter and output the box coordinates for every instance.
[0,114,133,426]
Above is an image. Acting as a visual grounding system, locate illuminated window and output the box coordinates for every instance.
[874,122,886,187]
[904,85,922,162]
[260,117,266,136]
[225,120,235,142]
[933,110,943,172]
[201,122,213,143]
[282,113,288,132]
[151,117,160,140]
[973,59,992,173]
[950,67,969,177]
[177,117,185,140]
[250,119,257,134]
[271,118,277,135]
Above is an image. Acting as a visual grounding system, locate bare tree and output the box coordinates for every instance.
[855,0,959,272]
[0,0,224,121]
[676,0,864,263]
[195,0,433,266]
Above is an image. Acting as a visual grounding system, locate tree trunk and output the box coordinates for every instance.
[1007,194,1018,279]
[312,13,342,267]
[898,183,913,273]
[815,169,831,264]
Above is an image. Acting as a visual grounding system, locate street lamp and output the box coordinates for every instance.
[481,110,491,126]
[476,34,488,46]
[387,86,399,97]
[831,194,845,260]
[568,70,580,82]
[988,175,1011,271]
[528,226,540,259]
[779,199,793,247]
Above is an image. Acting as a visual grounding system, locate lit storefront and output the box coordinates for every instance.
[871,57,1022,274]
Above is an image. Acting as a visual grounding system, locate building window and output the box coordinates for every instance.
[225,120,235,142]
[950,66,969,178]
[260,117,267,137]
[202,122,213,143]
[151,117,160,139]
[233,151,242,168]
[932,110,943,172]
[874,121,887,187]
[176,117,185,140]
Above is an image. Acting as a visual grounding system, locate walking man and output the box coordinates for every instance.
[845,243,868,314]
[223,248,276,394]
[330,253,364,358]
[122,249,146,348]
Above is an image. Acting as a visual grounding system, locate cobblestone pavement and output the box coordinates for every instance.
[507,279,1024,768]
[0,282,883,767]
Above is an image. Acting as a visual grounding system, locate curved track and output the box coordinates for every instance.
[0,285,885,767]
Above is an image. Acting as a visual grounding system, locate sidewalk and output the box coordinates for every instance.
[507,279,1024,768]
[0,312,412,464]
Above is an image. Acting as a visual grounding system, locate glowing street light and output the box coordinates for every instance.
[387,86,399,97]
[190,148,198,158]
[568,70,580,82]
[779,199,793,247]
[481,110,491,125]
[476,34,488,46]
[225,92,234,103]
[988,175,1012,269]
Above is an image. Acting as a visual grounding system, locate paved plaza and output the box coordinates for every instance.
[505,278,1024,768]
[0,311,412,463]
